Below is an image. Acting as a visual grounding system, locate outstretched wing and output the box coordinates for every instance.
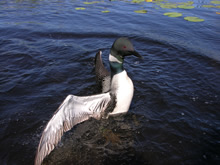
[35,93,111,165]
[95,51,111,93]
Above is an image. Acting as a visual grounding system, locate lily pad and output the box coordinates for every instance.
[216,12,220,14]
[178,5,194,9]
[132,0,145,3]
[101,10,110,13]
[134,10,147,13]
[211,1,220,4]
[153,0,166,2]
[146,0,153,2]
[184,16,204,22]
[202,5,215,8]
[178,1,194,5]
[164,12,182,17]
[75,7,86,10]
[83,1,100,5]
[160,3,177,9]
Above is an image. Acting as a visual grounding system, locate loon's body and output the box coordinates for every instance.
[109,69,133,115]
[35,37,142,165]
[95,53,134,115]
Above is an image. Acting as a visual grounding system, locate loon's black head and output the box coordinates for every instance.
[110,37,142,62]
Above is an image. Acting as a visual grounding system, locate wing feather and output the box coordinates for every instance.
[95,51,111,93]
[35,93,111,165]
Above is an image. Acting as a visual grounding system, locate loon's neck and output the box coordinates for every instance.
[109,54,124,76]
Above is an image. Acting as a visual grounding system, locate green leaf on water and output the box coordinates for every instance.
[101,10,110,13]
[184,16,204,22]
[153,0,166,2]
[132,0,145,3]
[178,1,194,5]
[163,12,182,17]
[75,7,86,10]
[160,3,177,9]
[134,10,147,13]
[178,5,194,9]
[83,1,100,5]
[211,1,220,4]
[202,5,215,8]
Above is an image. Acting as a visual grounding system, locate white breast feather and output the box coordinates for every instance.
[109,70,134,115]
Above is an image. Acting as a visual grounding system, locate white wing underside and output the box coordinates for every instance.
[35,93,111,165]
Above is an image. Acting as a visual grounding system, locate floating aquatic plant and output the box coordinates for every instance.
[202,4,220,8]
[163,12,182,17]
[132,0,145,3]
[153,0,166,2]
[160,3,177,9]
[216,12,220,14]
[178,1,194,5]
[211,1,220,4]
[83,1,100,5]
[101,10,110,13]
[75,7,86,10]
[134,9,147,13]
[202,5,215,8]
[178,5,194,9]
[184,16,204,22]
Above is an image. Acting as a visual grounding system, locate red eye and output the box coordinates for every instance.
[123,46,127,49]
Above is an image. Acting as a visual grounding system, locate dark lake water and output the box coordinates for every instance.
[0,0,220,164]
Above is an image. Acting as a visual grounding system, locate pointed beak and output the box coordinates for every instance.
[132,50,142,59]
[126,50,143,59]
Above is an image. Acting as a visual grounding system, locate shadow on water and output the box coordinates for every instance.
[43,114,148,165]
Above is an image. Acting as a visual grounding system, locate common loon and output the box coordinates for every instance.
[35,37,142,165]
